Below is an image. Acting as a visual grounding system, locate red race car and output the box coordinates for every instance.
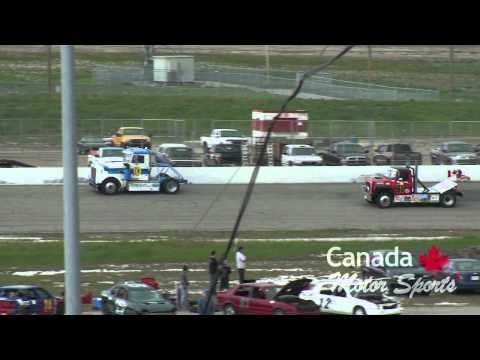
[217,278,321,315]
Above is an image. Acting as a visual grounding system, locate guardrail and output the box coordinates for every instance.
[1,166,478,185]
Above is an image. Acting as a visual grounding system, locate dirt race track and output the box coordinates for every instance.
[0,183,479,233]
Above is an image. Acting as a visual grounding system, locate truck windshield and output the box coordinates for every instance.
[169,148,193,159]
[220,130,242,137]
[292,148,315,156]
[448,143,473,153]
[392,144,412,153]
[337,144,363,154]
[102,149,124,157]
[122,128,145,136]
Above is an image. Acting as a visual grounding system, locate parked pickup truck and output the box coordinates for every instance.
[204,143,242,166]
[431,141,478,165]
[281,144,323,166]
[372,143,422,165]
[111,127,152,149]
[200,129,248,151]
[157,143,202,167]
[321,142,370,166]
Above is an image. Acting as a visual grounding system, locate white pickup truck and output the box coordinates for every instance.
[281,144,323,166]
[200,129,248,151]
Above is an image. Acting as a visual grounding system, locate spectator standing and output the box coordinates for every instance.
[236,246,247,284]
[178,265,189,311]
[208,250,219,291]
[219,260,232,291]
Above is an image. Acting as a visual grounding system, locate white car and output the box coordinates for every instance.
[281,144,323,166]
[299,279,402,315]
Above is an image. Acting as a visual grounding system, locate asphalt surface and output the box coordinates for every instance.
[1,183,479,233]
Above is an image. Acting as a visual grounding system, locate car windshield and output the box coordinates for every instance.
[448,143,473,153]
[169,148,193,159]
[392,144,412,153]
[82,137,103,143]
[455,261,480,272]
[220,130,242,137]
[292,147,315,156]
[128,288,165,302]
[102,149,123,157]
[122,128,145,136]
[337,144,363,154]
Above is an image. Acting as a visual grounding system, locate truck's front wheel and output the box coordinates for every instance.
[440,191,457,208]
[375,192,393,209]
[101,179,120,195]
[162,178,180,194]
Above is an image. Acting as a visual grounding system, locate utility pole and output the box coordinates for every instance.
[47,45,53,96]
[61,45,81,315]
[265,45,270,85]
[449,45,455,98]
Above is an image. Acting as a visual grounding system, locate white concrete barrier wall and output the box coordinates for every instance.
[0,166,479,185]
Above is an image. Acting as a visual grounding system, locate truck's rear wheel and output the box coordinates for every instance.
[440,192,456,208]
[101,179,120,195]
[375,192,393,209]
[162,178,180,194]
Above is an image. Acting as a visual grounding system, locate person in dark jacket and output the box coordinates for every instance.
[219,260,232,291]
[208,250,219,292]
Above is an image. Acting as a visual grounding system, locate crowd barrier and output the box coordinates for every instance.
[0,166,479,185]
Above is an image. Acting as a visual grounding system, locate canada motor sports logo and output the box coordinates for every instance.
[325,245,457,298]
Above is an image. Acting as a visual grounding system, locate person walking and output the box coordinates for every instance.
[219,260,232,291]
[236,246,247,284]
[178,265,189,311]
[208,250,219,292]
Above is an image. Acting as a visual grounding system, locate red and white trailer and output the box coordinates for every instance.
[251,109,309,142]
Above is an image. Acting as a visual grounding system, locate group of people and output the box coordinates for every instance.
[176,246,248,315]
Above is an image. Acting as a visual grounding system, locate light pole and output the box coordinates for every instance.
[61,45,81,315]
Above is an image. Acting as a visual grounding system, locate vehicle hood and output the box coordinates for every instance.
[275,278,312,298]
[385,266,431,277]
[338,152,367,158]
[447,152,477,159]
[120,135,151,141]
[289,155,323,161]
[133,300,175,313]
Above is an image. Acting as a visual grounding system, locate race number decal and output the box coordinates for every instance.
[133,166,142,177]
[318,298,332,309]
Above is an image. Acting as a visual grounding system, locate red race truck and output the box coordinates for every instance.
[363,166,468,209]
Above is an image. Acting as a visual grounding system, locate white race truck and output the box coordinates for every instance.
[281,144,323,166]
[200,129,249,151]
[89,148,187,195]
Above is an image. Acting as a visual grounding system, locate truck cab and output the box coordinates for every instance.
[363,166,463,209]
[280,144,323,166]
[89,148,187,195]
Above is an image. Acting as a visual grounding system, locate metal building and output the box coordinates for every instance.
[152,56,195,83]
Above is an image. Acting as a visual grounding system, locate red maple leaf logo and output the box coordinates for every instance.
[419,245,449,272]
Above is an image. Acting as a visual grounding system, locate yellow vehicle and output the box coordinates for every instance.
[111,127,152,149]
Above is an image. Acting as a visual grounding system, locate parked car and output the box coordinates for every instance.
[372,143,422,165]
[361,249,434,295]
[436,259,480,292]
[0,285,57,315]
[217,279,321,315]
[321,142,370,166]
[111,127,152,149]
[431,141,478,165]
[100,282,176,315]
[204,143,243,166]
[77,136,109,155]
[157,143,202,167]
[299,278,402,315]
[280,144,323,166]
